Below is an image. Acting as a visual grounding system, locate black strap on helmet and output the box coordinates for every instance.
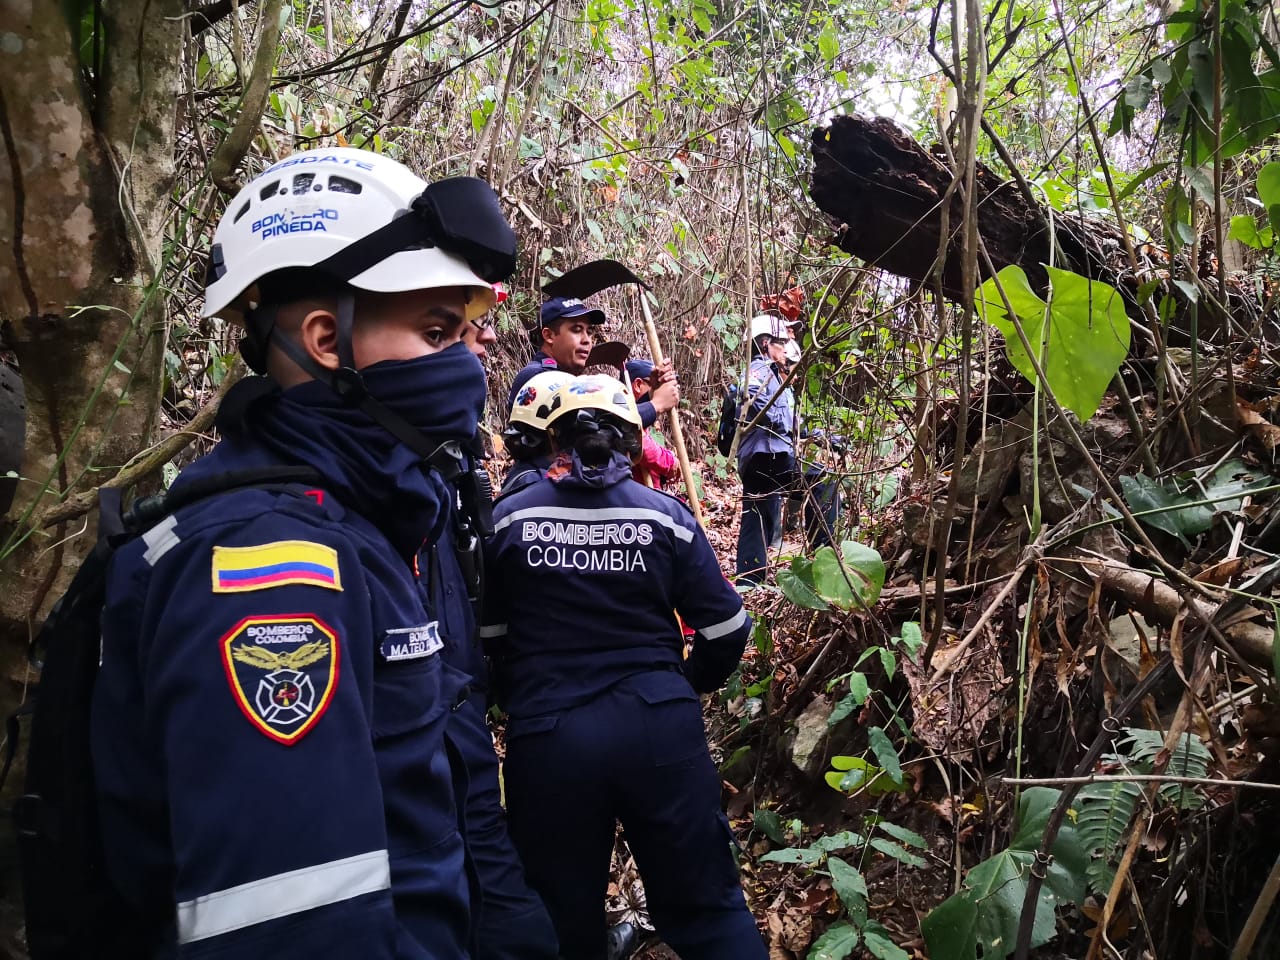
[313,177,517,285]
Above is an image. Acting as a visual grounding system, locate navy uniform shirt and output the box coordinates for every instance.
[481,455,751,718]
[92,387,472,959]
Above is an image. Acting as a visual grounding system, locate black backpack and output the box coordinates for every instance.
[715,383,742,457]
[7,466,321,959]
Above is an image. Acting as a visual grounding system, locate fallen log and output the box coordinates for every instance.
[808,114,1261,335]
[1065,555,1273,670]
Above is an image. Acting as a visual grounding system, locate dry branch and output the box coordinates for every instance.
[35,361,246,529]
[1064,555,1273,669]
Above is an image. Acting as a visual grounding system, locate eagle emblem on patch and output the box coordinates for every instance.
[220,614,339,745]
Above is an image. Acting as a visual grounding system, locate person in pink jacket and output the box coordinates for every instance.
[624,358,680,489]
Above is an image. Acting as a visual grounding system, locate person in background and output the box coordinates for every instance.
[734,314,840,584]
[623,357,679,490]
[452,284,561,960]
[500,369,574,496]
[735,313,800,586]
[482,375,766,960]
[508,296,681,430]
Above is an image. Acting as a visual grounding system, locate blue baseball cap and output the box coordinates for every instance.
[624,358,655,383]
[540,296,606,327]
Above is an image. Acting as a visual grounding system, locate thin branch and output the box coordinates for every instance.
[208,0,286,194]
[36,362,246,530]
[1004,774,1280,793]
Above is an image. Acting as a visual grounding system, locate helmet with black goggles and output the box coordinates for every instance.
[205,149,515,328]
[201,147,518,474]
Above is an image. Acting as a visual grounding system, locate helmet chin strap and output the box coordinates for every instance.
[247,293,465,482]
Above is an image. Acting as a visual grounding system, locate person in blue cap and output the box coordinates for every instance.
[91,149,521,959]
[508,296,680,434]
[482,375,767,960]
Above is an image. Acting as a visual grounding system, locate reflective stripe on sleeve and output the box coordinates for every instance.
[142,515,181,566]
[176,848,390,943]
[479,623,508,639]
[696,607,749,640]
[492,506,695,543]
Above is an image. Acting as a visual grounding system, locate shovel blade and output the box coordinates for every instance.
[584,340,631,374]
[542,259,648,299]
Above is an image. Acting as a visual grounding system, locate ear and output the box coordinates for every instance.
[540,325,555,347]
[297,307,341,370]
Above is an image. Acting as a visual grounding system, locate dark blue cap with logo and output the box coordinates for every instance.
[624,358,655,383]
[540,296,606,327]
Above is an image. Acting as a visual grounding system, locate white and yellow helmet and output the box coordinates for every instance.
[544,374,643,431]
[509,370,575,431]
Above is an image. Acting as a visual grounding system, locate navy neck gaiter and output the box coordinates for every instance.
[213,342,486,556]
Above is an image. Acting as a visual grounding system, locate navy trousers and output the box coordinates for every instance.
[736,453,840,585]
[503,672,765,960]
[452,697,561,960]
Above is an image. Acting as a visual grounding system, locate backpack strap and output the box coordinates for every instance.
[126,466,327,533]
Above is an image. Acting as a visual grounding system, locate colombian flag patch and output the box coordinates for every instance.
[211,541,342,594]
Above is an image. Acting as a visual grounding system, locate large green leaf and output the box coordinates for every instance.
[778,557,828,611]
[975,265,1130,421]
[841,540,885,605]
[1119,473,1202,545]
[826,856,868,925]
[1121,460,1273,544]
[810,541,885,610]
[921,788,1088,960]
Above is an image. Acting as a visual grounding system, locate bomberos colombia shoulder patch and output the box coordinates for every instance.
[220,614,339,744]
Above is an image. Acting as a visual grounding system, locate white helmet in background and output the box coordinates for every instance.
[749,313,797,342]
[204,148,510,323]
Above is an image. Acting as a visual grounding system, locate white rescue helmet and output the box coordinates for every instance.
[544,374,643,431]
[748,313,796,341]
[509,370,575,431]
[204,148,501,323]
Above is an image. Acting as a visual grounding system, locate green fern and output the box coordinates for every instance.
[1073,728,1212,893]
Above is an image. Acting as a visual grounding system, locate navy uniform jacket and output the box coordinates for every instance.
[737,355,795,464]
[92,386,472,959]
[481,457,751,718]
[508,352,658,429]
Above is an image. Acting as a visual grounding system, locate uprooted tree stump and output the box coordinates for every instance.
[808,113,1264,337]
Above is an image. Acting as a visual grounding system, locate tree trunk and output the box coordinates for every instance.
[807,114,1258,334]
[0,0,183,719]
